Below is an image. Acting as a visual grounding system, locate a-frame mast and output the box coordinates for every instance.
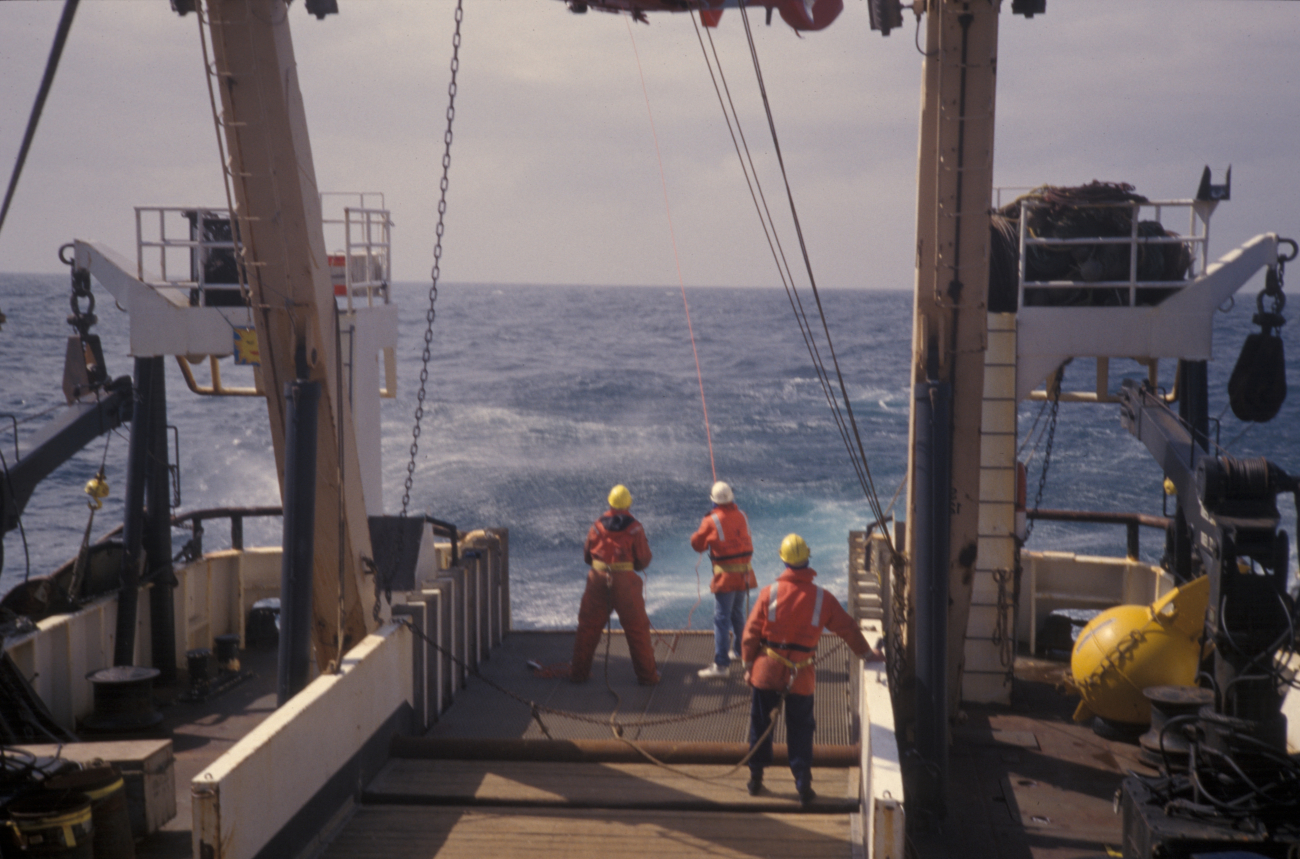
[203,0,378,668]
[902,0,1000,816]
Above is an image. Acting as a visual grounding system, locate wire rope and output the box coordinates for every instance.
[689,13,866,498]
[0,0,79,239]
[694,2,894,554]
[625,18,717,483]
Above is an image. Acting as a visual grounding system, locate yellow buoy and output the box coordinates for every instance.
[1070,575,1209,725]
[84,470,110,510]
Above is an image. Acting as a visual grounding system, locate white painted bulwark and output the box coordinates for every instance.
[1019,551,1172,655]
[859,649,904,859]
[7,550,282,731]
[193,623,414,859]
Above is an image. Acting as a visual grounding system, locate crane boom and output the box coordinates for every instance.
[204,0,378,668]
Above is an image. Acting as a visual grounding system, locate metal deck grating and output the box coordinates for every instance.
[425,630,860,747]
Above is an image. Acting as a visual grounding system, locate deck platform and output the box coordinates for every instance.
[321,629,866,858]
[423,630,860,745]
[137,646,281,859]
[910,656,1157,859]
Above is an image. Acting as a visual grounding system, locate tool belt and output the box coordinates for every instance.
[712,561,752,576]
[762,641,815,671]
[591,559,634,573]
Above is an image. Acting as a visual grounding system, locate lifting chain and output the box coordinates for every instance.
[1255,238,1294,334]
[385,0,463,624]
[401,0,463,519]
[991,566,1015,671]
[60,243,96,337]
[887,551,907,692]
[1023,364,1064,543]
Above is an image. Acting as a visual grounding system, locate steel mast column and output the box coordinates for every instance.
[903,0,1001,819]
[204,0,378,669]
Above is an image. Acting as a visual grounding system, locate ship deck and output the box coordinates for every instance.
[121,631,1145,858]
[137,646,282,859]
[317,629,866,858]
[910,656,1152,859]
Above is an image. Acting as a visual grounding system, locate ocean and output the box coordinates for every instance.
[1,274,1296,631]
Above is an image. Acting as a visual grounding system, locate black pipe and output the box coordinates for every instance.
[278,379,320,706]
[1173,360,1209,583]
[912,376,951,821]
[113,358,153,666]
[1179,360,1210,452]
[144,357,176,684]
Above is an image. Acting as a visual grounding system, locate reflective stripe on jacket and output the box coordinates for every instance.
[585,509,651,574]
[741,565,869,696]
[689,503,756,593]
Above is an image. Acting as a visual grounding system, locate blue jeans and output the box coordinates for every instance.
[749,688,815,792]
[713,590,747,667]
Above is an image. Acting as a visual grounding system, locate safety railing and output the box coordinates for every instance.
[321,192,392,311]
[1016,197,1212,308]
[135,198,393,312]
[135,206,245,308]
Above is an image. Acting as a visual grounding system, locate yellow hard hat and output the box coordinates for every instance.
[608,484,632,510]
[779,533,810,567]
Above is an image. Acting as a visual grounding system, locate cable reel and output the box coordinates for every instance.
[1228,238,1296,423]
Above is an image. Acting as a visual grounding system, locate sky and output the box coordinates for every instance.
[0,0,1297,290]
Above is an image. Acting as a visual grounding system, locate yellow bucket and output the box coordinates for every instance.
[4,791,94,858]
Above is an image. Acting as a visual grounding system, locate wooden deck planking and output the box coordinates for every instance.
[911,657,1153,859]
[425,631,860,747]
[319,805,855,859]
[366,759,859,811]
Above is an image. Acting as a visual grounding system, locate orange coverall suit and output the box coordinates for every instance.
[742,565,870,792]
[570,509,658,684]
[690,502,757,667]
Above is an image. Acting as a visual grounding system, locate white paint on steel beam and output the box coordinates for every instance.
[192,623,414,859]
[1016,233,1279,401]
[859,650,904,859]
[75,240,252,358]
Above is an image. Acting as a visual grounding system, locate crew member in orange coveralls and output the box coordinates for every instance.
[741,533,882,805]
[569,484,659,685]
[690,481,757,678]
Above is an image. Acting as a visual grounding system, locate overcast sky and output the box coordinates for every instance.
[1,0,1296,290]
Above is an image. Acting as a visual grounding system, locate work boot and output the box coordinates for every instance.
[697,663,728,679]
[798,786,817,807]
[747,771,764,796]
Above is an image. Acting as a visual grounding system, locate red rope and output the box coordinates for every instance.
[626,18,717,483]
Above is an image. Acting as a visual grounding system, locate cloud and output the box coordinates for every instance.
[1,0,1295,290]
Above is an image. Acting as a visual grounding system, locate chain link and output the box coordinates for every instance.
[1023,366,1063,543]
[887,551,907,692]
[401,0,462,521]
[991,567,1015,671]
[383,1,463,625]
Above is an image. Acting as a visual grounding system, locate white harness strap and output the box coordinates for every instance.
[711,512,725,542]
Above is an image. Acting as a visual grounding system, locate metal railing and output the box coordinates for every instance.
[321,192,392,311]
[135,206,243,307]
[1017,197,1213,308]
[1025,508,1170,560]
[135,198,393,312]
